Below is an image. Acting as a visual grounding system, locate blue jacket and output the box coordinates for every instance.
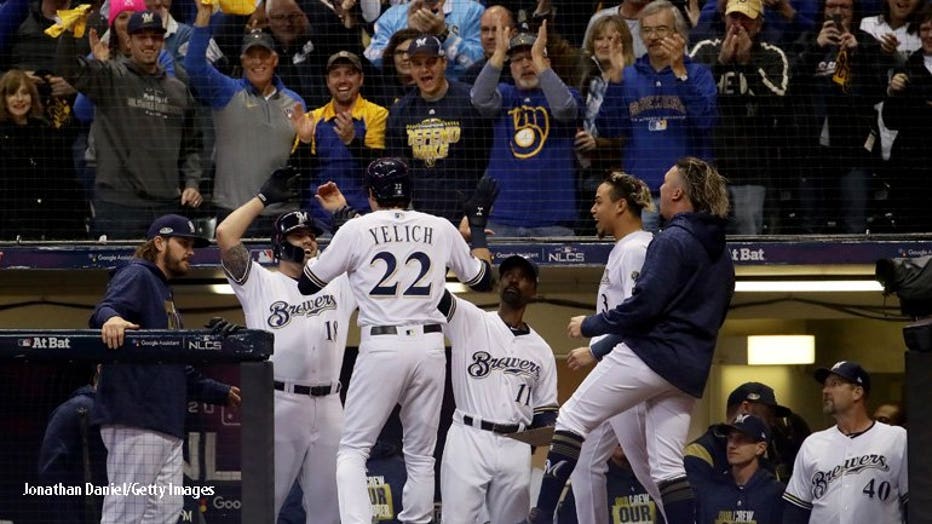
[596,55,717,192]
[695,467,785,524]
[38,385,107,523]
[89,260,230,438]
[583,213,734,398]
[363,0,484,81]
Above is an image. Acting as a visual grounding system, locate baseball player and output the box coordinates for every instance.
[297,157,495,524]
[523,157,735,524]
[215,168,356,523]
[783,361,908,523]
[693,414,785,524]
[437,255,558,523]
[562,172,658,524]
[90,214,240,524]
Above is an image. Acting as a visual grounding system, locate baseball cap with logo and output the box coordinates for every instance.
[720,413,771,443]
[127,10,167,35]
[727,382,791,417]
[241,30,276,54]
[507,32,537,55]
[725,0,762,19]
[146,214,210,248]
[499,255,540,284]
[327,50,363,72]
[407,35,446,57]
[814,361,872,393]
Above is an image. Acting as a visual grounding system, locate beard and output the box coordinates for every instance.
[500,286,524,307]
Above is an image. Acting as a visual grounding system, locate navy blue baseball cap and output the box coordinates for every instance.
[727,382,791,417]
[507,32,537,54]
[407,34,445,57]
[499,255,539,284]
[147,214,210,248]
[241,29,275,54]
[815,361,871,393]
[127,10,166,35]
[720,414,771,443]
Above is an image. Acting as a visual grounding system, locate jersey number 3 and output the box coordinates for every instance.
[370,251,433,297]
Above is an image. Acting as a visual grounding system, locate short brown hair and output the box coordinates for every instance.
[0,70,43,123]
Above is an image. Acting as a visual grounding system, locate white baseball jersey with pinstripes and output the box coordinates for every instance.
[303,208,486,326]
[783,422,908,523]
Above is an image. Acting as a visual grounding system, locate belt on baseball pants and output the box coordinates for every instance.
[369,324,443,336]
[274,380,340,397]
[456,411,521,434]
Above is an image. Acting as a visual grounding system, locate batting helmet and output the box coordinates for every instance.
[272,210,323,264]
[365,157,411,203]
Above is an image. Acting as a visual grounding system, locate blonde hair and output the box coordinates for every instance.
[605,171,655,216]
[134,239,160,263]
[674,157,729,218]
[584,15,636,70]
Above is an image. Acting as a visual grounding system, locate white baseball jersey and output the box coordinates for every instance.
[444,295,558,425]
[303,209,486,326]
[226,260,356,383]
[572,229,660,524]
[783,422,908,523]
[440,294,558,523]
[590,230,652,348]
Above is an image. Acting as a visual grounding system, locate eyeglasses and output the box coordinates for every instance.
[640,25,673,37]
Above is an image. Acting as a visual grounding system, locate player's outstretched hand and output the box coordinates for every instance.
[315,180,349,212]
[257,166,300,205]
[101,316,140,350]
[567,315,585,339]
[227,385,242,408]
[461,176,500,229]
[205,316,244,337]
[566,346,596,370]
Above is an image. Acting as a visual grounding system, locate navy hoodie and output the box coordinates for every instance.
[89,260,230,438]
[695,467,785,524]
[584,212,735,397]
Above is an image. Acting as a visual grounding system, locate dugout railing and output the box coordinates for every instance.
[0,329,275,524]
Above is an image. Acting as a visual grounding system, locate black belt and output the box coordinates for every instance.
[274,381,339,397]
[462,415,520,435]
[370,324,443,336]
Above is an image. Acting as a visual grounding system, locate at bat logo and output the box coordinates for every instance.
[18,337,71,349]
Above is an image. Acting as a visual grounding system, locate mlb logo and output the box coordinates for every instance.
[17,338,32,347]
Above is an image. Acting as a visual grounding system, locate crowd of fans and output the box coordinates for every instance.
[1,0,930,241]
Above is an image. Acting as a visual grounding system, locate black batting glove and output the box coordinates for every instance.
[460,176,500,229]
[331,205,359,234]
[205,317,244,337]
[257,166,300,205]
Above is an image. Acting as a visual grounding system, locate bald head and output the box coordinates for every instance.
[480,6,515,56]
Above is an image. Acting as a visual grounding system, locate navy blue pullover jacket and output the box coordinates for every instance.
[89,260,230,438]
[696,467,785,524]
[583,212,735,397]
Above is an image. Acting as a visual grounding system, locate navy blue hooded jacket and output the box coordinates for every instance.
[89,260,230,439]
[584,212,734,397]
[695,467,785,524]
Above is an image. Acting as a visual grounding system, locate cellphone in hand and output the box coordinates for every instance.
[830,13,844,31]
